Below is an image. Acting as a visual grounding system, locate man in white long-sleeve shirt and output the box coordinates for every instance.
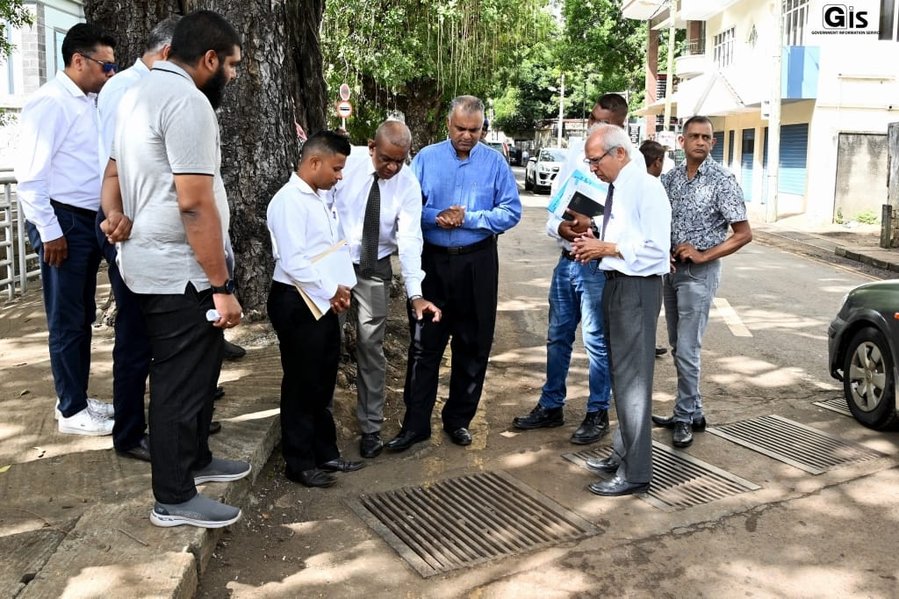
[332,120,441,459]
[16,23,117,436]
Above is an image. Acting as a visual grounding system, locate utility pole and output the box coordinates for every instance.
[662,1,677,131]
[557,73,565,147]
[766,0,784,223]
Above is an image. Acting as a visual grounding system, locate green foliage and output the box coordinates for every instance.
[0,0,31,59]
[856,210,879,225]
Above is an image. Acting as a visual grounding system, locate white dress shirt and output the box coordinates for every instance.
[15,71,102,242]
[332,150,425,297]
[268,173,343,304]
[598,158,671,277]
[97,57,150,167]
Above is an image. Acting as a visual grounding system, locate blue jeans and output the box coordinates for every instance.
[663,259,722,424]
[26,205,102,418]
[539,255,611,413]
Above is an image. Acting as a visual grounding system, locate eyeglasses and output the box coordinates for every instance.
[583,146,619,167]
[78,53,118,74]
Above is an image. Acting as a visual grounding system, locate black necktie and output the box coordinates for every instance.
[600,183,614,240]
[360,173,380,276]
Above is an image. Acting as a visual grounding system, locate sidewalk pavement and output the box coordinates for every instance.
[1,215,897,599]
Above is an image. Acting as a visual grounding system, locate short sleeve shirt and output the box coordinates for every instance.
[114,61,229,294]
[661,157,747,251]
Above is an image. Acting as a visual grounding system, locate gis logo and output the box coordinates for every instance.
[822,4,870,28]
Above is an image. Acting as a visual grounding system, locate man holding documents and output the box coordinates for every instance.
[267,130,364,489]
[333,119,441,459]
[511,94,630,444]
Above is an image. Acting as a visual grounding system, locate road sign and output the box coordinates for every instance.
[339,83,351,101]
[336,100,353,119]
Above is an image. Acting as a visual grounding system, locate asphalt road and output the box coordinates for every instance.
[198,176,899,598]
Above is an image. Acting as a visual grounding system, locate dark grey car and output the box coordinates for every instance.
[828,280,899,429]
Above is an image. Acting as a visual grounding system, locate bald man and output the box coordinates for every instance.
[333,120,441,459]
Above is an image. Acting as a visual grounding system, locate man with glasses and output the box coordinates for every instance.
[332,119,441,459]
[16,23,117,435]
[571,125,670,497]
[512,93,629,445]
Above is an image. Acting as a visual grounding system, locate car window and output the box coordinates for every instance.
[540,149,566,162]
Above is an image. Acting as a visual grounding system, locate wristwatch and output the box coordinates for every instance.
[210,279,236,294]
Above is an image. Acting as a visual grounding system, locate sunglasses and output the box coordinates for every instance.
[78,52,118,74]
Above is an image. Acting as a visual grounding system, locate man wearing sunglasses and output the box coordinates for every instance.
[15,23,117,436]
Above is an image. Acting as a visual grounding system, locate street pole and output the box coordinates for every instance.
[557,73,565,147]
[662,2,677,131]
[766,0,784,223]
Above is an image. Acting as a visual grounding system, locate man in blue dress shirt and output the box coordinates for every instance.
[385,95,522,451]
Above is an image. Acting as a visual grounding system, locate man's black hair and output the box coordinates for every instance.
[169,10,241,65]
[597,93,629,120]
[682,115,714,134]
[145,16,181,54]
[639,140,666,167]
[61,23,116,67]
[301,130,352,161]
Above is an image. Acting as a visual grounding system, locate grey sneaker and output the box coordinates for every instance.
[150,493,241,528]
[193,457,252,484]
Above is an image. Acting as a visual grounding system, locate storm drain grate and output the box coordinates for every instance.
[812,396,852,417]
[347,470,599,577]
[708,414,885,475]
[563,441,760,511]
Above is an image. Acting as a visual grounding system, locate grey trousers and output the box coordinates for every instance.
[604,273,662,484]
[352,257,392,434]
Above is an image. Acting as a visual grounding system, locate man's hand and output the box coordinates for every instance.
[436,205,465,229]
[411,297,442,322]
[212,293,242,329]
[100,211,133,243]
[557,209,591,241]
[330,285,352,314]
[672,242,706,264]
[42,235,68,267]
[571,235,618,264]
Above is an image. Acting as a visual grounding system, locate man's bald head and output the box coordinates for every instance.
[374,120,412,151]
[369,119,413,180]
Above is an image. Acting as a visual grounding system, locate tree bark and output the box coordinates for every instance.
[85,0,327,317]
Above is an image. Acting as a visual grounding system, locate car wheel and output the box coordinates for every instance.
[524,173,533,191]
[842,327,899,430]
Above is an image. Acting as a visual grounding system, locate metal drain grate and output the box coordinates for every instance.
[348,471,599,577]
[564,441,760,511]
[812,397,852,417]
[708,414,885,475]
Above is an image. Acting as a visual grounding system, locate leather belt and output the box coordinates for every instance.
[561,249,575,261]
[605,271,660,280]
[50,199,97,219]
[424,236,495,256]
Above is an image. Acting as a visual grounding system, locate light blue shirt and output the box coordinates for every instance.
[411,140,521,247]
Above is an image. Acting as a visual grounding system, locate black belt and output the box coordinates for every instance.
[561,249,575,261]
[424,236,495,256]
[50,199,97,219]
[605,270,660,280]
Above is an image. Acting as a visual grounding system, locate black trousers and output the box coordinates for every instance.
[138,284,222,504]
[268,281,340,474]
[401,239,498,435]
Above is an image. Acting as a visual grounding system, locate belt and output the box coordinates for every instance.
[424,235,495,256]
[561,249,575,261]
[50,199,97,219]
[604,270,661,280]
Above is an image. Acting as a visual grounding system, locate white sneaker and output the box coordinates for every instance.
[58,406,114,436]
[55,397,115,420]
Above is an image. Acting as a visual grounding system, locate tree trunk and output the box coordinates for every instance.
[85,0,328,318]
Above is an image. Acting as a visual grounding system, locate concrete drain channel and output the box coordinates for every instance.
[812,396,852,417]
[347,471,599,577]
[708,414,885,475]
[564,441,760,512]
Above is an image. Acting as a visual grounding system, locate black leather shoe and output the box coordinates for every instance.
[209,420,222,435]
[213,386,225,401]
[673,421,693,447]
[360,433,383,458]
[655,346,668,357]
[286,468,336,488]
[319,458,366,472]
[652,414,707,431]
[585,456,619,475]
[446,427,472,446]
[223,340,246,360]
[570,410,609,445]
[512,405,564,430]
[385,430,429,452]
[588,475,650,496]
[116,434,151,462]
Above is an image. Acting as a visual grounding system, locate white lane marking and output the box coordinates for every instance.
[714,297,753,337]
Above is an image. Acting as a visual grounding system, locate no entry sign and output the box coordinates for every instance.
[336,100,353,119]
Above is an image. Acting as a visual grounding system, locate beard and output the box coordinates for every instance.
[200,64,228,110]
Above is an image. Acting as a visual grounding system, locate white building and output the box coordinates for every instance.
[623,0,899,225]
